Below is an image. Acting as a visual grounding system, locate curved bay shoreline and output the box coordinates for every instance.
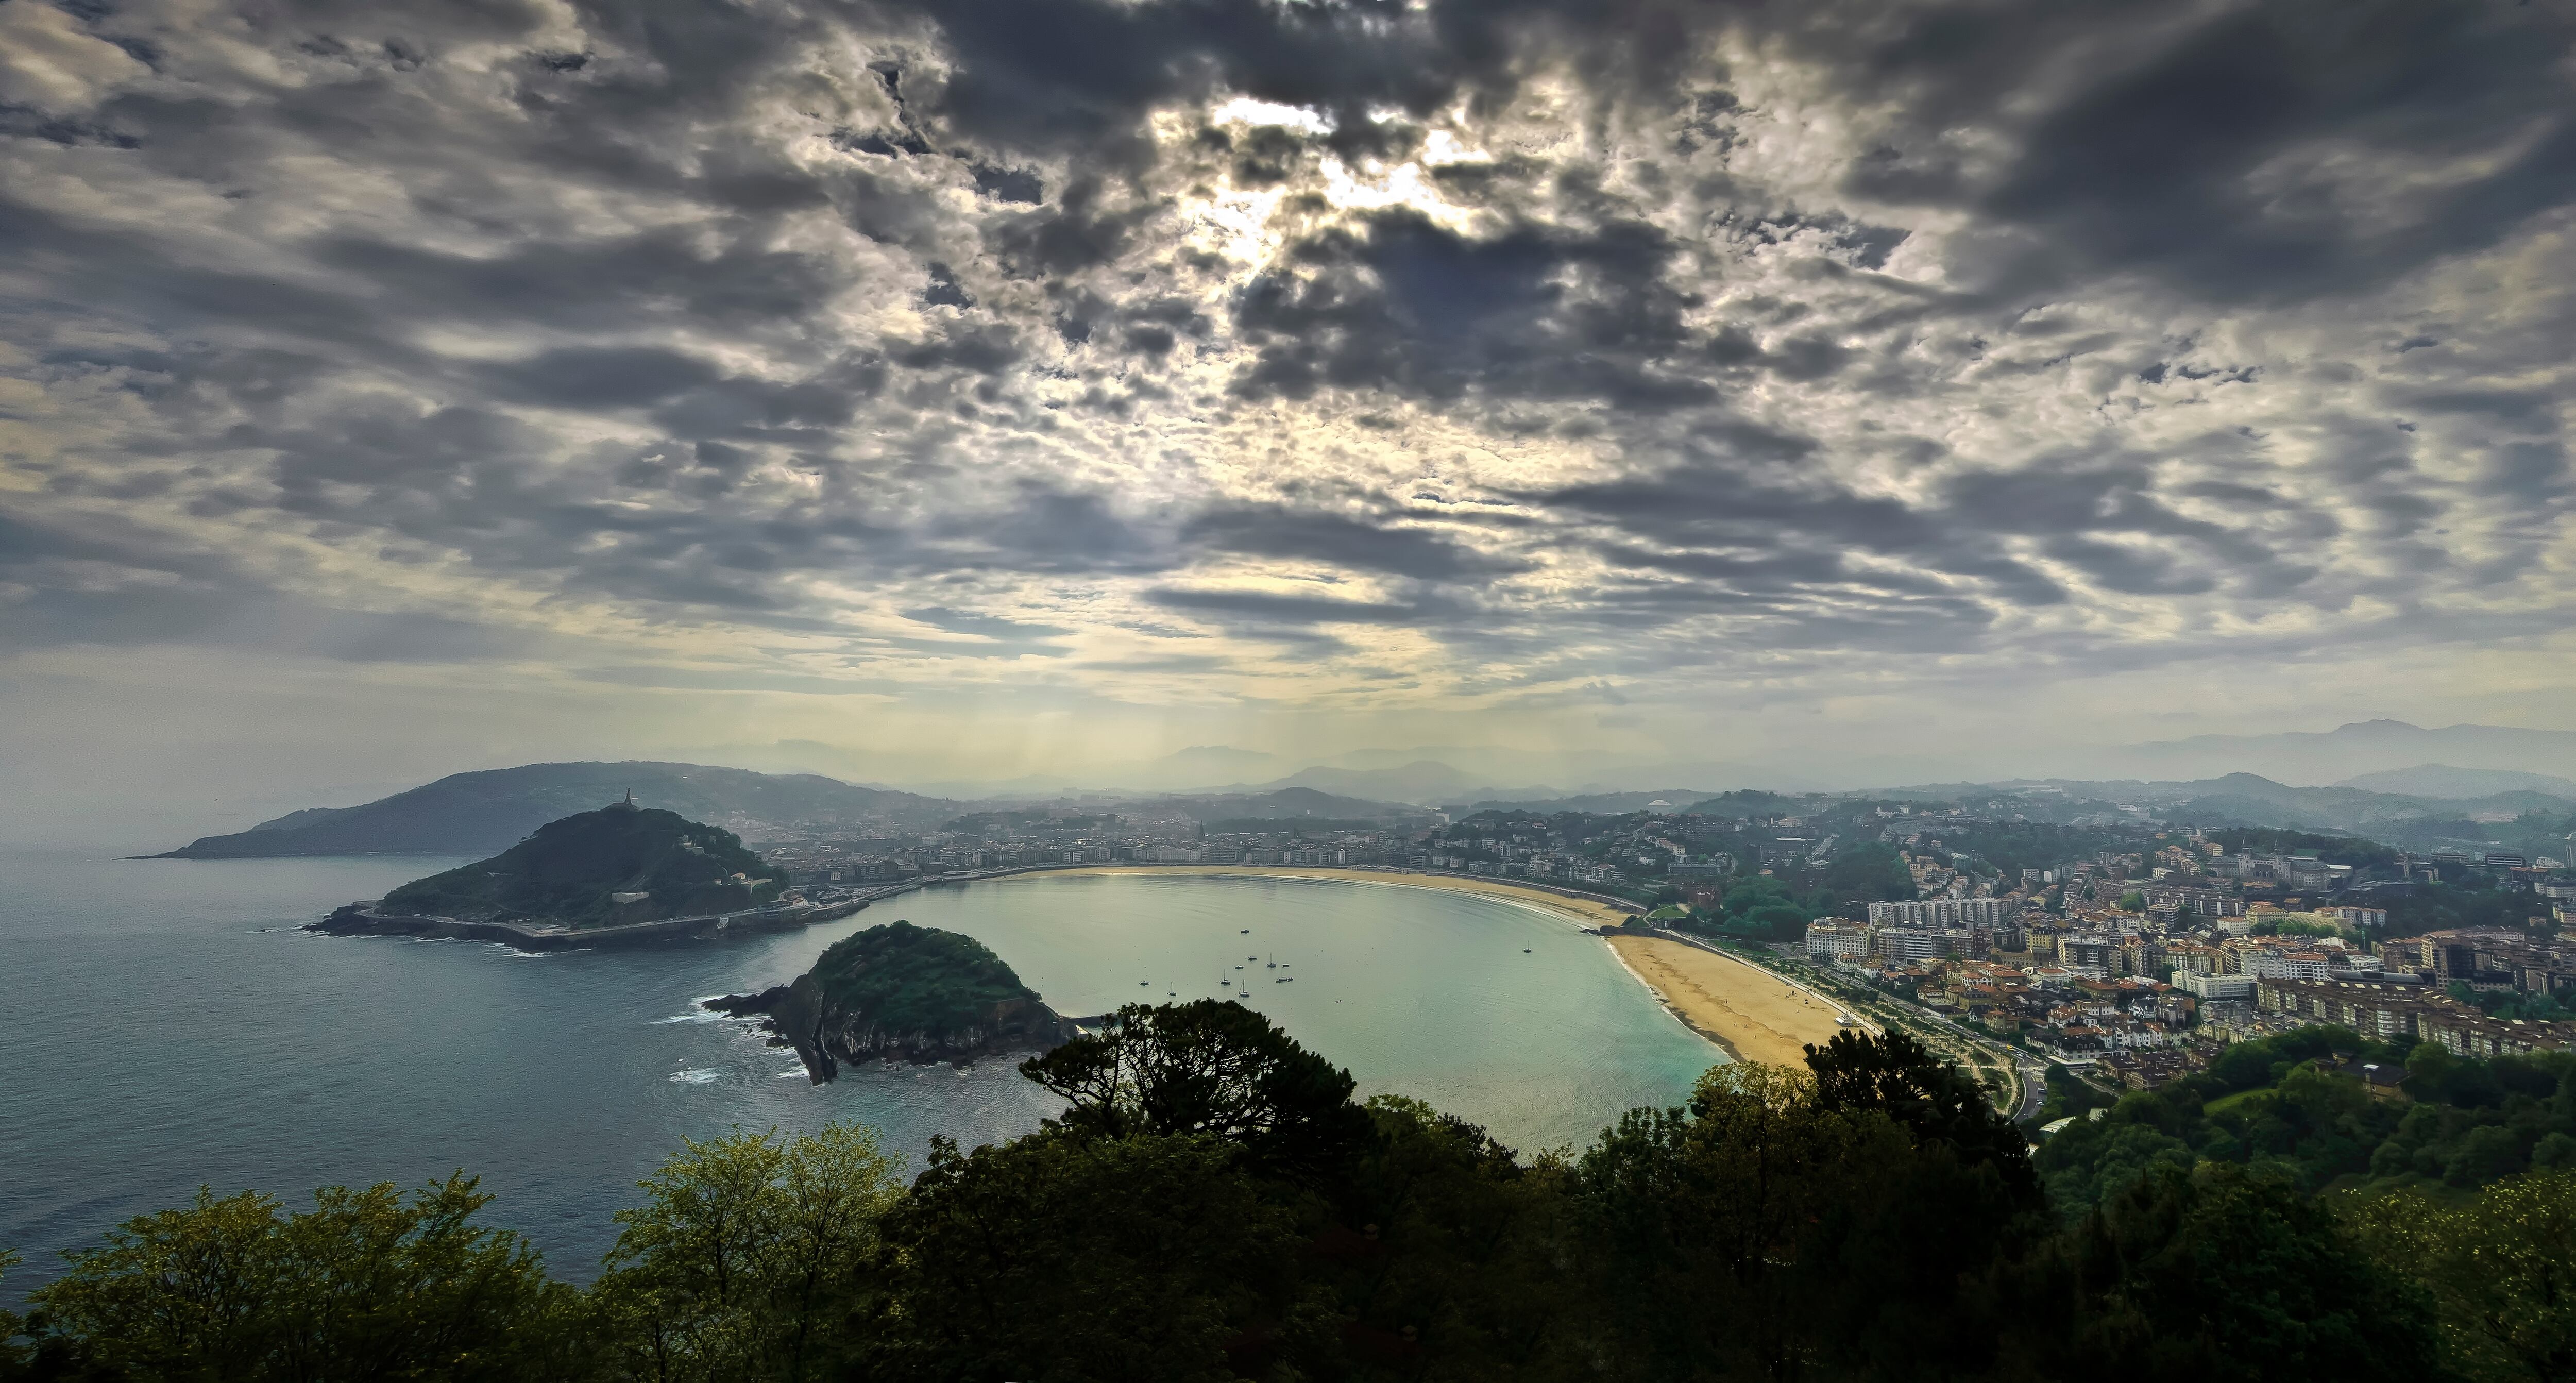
[303,858,1843,1066]
[967,865,1843,1066]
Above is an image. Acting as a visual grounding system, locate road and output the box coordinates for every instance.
[1717,941,2041,1120]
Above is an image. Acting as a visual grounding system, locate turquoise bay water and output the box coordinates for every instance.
[0,853,1715,1296]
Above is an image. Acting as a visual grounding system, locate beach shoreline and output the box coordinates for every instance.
[1603,934,1848,1067]
[970,864,1830,1064]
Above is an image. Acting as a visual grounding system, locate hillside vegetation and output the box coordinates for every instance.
[379,805,781,929]
[2037,1027,2576,1211]
[14,1014,2569,1382]
[802,922,1042,1034]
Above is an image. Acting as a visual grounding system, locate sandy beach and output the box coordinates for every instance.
[1603,935,1849,1066]
[979,865,1832,1063]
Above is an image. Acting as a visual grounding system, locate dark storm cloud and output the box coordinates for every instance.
[2,0,2571,696]
[1230,210,1714,409]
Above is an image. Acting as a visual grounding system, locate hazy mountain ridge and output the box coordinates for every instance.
[2335,763,2576,798]
[153,762,960,858]
[2096,720,2576,784]
[144,721,2576,860]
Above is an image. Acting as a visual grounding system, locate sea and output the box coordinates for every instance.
[0,850,1718,1298]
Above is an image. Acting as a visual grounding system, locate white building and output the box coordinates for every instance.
[1867,898,2009,927]
[1804,922,1870,961]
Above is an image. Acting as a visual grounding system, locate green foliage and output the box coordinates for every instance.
[590,1123,901,1383]
[382,807,778,929]
[2017,1163,2438,1383]
[1020,999,1373,1186]
[2384,882,2544,937]
[1817,842,1916,903]
[25,1174,577,1381]
[1691,875,1812,941]
[2448,981,2574,1023]
[2255,916,2341,937]
[25,1006,2571,1382]
[1805,1028,2042,1205]
[1680,789,1797,817]
[1912,821,2131,879]
[2207,828,2398,869]
[865,1129,1314,1382]
[801,921,1037,1035]
[2038,1027,2576,1215]
[2116,890,2147,912]
[2347,1170,2576,1383]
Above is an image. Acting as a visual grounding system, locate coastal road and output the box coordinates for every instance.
[1720,943,2035,1119]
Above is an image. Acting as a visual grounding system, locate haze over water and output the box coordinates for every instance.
[0,852,1714,1298]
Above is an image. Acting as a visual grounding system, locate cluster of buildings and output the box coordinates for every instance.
[2254,975,2576,1059]
[1805,836,2576,1086]
[756,802,1809,902]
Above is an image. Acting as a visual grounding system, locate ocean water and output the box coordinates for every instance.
[0,852,1717,1297]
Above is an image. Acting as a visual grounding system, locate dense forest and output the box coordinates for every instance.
[799,922,1047,1035]
[6,1005,2572,1382]
[2035,1027,2576,1209]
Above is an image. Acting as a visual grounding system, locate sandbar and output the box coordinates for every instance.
[1604,935,1849,1067]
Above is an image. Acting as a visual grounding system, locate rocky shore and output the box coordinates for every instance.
[706,920,1081,1082]
[706,975,1080,1081]
[308,896,868,951]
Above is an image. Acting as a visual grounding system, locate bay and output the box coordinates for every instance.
[0,850,1716,1298]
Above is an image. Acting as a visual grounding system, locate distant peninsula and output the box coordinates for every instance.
[146,761,960,859]
[309,798,859,949]
[710,920,1078,1079]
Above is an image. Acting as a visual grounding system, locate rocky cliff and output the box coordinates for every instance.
[707,920,1077,1081]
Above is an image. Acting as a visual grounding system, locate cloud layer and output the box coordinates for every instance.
[4,0,2573,766]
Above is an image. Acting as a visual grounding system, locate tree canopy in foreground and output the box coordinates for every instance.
[6,1006,2571,1382]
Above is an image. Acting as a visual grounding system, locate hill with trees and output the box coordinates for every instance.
[711,921,1077,1076]
[377,803,781,929]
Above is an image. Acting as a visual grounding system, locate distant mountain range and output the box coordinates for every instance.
[142,719,2576,860]
[2333,764,2576,799]
[149,762,959,859]
[2091,720,2576,785]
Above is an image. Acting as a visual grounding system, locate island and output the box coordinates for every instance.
[308,796,869,950]
[708,920,1080,1080]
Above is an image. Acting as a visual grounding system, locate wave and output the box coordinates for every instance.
[667,1068,720,1085]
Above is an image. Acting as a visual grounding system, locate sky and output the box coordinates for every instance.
[4,0,2575,841]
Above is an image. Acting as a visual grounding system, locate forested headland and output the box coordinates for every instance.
[5,1002,2570,1382]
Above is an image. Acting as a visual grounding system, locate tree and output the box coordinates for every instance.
[2020,1162,2439,1383]
[1330,1099,1590,1378]
[1805,1028,2041,1207]
[2349,1171,2576,1382]
[591,1123,902,1383]
[863,1130,1317,1382]
[27,1175,578,1382]
[1019,1000,1372,1185]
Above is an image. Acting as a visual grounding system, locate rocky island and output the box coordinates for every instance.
[709,920,1079,1080]
[309,797,865,949]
